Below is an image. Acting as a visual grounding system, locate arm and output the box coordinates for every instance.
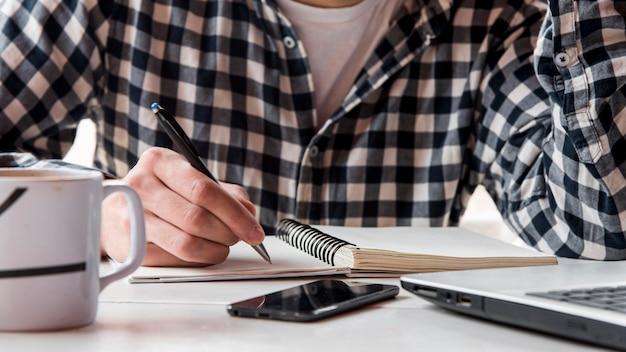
[0,2,265,266]
[479,0,626,259]
[0,0,108,158]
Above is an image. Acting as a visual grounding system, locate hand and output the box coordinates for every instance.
[100,147,265,267]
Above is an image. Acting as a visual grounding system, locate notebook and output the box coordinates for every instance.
[129,219,556,283]
[400,260,626,350]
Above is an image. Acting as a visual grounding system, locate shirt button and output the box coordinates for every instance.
[555,52,570,67]
[283,36,296,49]
[309,145,319,160]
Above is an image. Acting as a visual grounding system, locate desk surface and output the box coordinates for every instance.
[1,264,608,351]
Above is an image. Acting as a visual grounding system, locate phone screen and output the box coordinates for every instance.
[226,279,399,322]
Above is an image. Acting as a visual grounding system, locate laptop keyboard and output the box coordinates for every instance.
[528,286,626,313]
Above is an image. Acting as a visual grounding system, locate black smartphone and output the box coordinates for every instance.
[226,279,399,322]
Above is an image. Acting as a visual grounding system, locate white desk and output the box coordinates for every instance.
[0,268,609,351]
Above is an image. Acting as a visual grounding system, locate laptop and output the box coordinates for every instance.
[400,260,626,350]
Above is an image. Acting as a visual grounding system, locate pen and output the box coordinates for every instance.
[151,102,272,264]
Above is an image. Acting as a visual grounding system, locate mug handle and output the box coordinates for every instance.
[99,181,147,290]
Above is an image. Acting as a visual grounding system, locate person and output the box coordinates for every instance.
[2,0,626,267]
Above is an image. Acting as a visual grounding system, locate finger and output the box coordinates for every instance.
[143,242,228,267]
[142,211,231,266]
[222,182,251,202]
[143,243,209,267]
[132,167,239,246]
[146,148,265,245]
[102,192,232,266]
[222,183,257,217]
[103,149,239,266]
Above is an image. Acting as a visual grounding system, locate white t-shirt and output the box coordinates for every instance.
[276,0,406,126]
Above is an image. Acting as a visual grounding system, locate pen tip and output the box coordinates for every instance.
[151,102,161,112]
[253,243,272,264]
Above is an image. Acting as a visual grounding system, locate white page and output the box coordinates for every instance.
[313,225,552,258]
[130,236,349,283]
[129,225,554,283]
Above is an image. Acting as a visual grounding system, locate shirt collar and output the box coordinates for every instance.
[262,0,453,37]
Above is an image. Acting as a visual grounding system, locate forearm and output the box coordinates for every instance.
[474,0,626,259]
[0,1,106,158]
[507,0,626,259]
[535,0,626,168]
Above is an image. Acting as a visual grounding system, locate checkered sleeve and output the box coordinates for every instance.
[0,0,108,159]
[516,0,626,259]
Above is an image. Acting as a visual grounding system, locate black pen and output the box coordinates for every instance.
[151,102,271,264]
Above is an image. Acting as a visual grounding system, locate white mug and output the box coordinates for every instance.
[0,168,146,331]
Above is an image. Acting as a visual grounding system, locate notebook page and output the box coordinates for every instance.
[129,236,349,283]
[314,225,553,259]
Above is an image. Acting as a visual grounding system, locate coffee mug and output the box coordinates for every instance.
[0,168,146,331]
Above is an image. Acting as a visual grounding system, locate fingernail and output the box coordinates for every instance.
[248,225,265,243]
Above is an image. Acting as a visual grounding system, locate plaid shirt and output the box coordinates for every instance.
[2,0,626,259]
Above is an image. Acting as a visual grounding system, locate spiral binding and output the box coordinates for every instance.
[276,219,355,266]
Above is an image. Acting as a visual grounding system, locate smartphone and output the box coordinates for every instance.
[226,279,399,322]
